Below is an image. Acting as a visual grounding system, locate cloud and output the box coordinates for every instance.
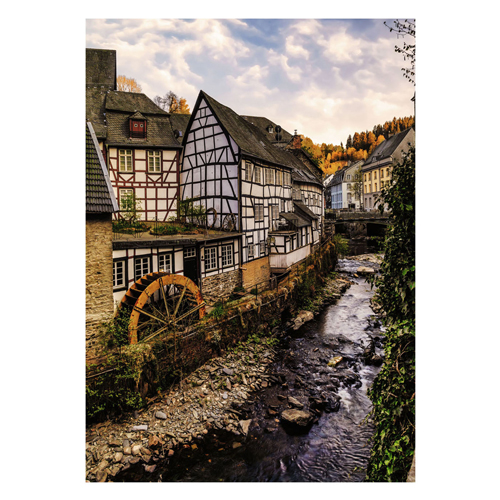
[285,36,309,59]
[268,50,302,82]
[86,18,415,145]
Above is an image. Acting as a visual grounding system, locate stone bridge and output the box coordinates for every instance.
[325,210,390,224]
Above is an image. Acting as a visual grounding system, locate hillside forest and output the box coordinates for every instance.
[302,116,415,176]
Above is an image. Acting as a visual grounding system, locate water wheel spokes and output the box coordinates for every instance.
[119,272,206,344]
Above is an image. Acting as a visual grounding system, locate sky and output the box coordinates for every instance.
[86,18,415,146]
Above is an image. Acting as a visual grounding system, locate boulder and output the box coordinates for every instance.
[357,266,375,275]
[239,419,252,436]
[287,396,304,409]
[292,311,314,330]
[280,409,314,434]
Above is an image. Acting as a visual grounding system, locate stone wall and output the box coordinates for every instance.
[201,268,242,305]
[86,214,115,359]
[241,256,270,291]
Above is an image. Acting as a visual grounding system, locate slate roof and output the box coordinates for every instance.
[85,87,108,139]
[294,201,319,220]
[198,91,322,187]
[86,122,118,214]
[364,128,414,166]
[86,90,184,148]
[169,113,191,139]
[241,115,293,145]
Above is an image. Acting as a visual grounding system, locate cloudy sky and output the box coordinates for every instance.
[86,18,415,146]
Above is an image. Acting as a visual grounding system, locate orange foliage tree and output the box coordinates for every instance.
[117,75,142,93]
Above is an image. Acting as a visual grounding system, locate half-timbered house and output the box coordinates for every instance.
[86,48,184,222]
[180,91,324,287]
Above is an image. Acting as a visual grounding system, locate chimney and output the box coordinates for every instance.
[292,130,302,149]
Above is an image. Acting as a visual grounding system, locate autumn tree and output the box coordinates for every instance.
[154,91,191,114]
[117,75,142,93]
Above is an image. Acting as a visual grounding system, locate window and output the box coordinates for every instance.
[255,204,264,222]
[347,174,351,180]
[248,244,254,259]
[119,188,134,209]
[158,253,172,273]
[205,247,217,271]
[245,162,253,181]
[184,247,196,258]
[148,151,161,173]
[270,205,279,220]
[276,170,283,185]
[119,149,133,172]
[135,256,150,281]
[374,171,377,179]
[347,183,351,190]
[375,182,378,191]
[113,260,126,290]
[386,168,390,177]
[380,170,384,178]
[265,168,274,185]
[284,171,291,186]
[254,166,262,183]
[221,244,233,267]
[259,240,266,256]
[129,119,146,139]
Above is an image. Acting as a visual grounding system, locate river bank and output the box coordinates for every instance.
[86,267,359,482]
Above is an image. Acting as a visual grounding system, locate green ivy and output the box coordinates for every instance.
[367,144,415,482]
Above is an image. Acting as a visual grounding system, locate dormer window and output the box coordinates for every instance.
[129,119,146,139]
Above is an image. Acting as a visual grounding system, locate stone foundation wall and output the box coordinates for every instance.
[201,268,242,305]
[242,256,270,291]
[86,215,114,359]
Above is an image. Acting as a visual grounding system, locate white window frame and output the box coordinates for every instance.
[184,247,196,258]
[248,243,255,259]
[119,149,133,172]
[265,168,274,185]
[259,240,266,256]
[255,204,264,222]
[148,151,161,173]
[158,253,172,273]
[221,244,234,268]
[254,166,262,184]
[113,260,126,290]
[270,205,279,220]
[119,188,134,210]
[135,256,150,281]
[205,247,217,271]
[276,170,283,185]
[245,162,253,181]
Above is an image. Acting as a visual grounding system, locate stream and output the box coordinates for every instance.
[114,256,385,482]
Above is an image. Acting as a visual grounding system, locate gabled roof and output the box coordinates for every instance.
[197,91,322,187]
[86,122,118,214]
[364,128,414,166]
[241,115,293,145]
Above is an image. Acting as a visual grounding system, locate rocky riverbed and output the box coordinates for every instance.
[85,271,355,482]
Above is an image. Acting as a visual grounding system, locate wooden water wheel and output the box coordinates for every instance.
[119,272,206,344]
